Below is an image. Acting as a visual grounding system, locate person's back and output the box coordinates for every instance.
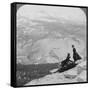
[66,53,70,60]
[61,53,70,67]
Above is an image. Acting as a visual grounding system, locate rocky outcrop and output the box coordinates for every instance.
[25,60,87,86]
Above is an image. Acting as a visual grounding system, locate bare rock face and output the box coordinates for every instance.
[77,60,86,74]
[25,59,87,86]
[64,68,77,79]
[76,70,87,82]
[25,73,64,85]
[76,60,87,82]
[25,72,77,86]
[63,60,87,81]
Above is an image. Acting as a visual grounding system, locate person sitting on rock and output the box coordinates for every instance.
[72,45,82,62]
[61,53,71,67]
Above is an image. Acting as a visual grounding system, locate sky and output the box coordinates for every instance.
[16,4,87,15]
[17,4,86,25]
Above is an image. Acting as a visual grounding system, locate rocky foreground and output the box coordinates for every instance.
[25,60,87,85]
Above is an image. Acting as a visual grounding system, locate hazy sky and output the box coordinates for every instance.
[17,4,87,14]
[17,4,86,25]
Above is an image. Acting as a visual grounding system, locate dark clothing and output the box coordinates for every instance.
[73,48,76,53]
[61,54,70,67]
[61,60,68,67]
[73,48,82,62]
